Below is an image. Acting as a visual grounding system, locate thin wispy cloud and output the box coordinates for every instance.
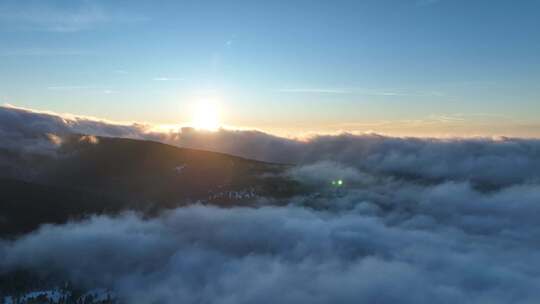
[359,90,444,97]
[428,113,511,122]
[362,91,403,96]
[428,114,467,123]
[0,2,107,32]
[277,87,444,97]
[153,77,184,81]
[0,1,147,32]
[0,48,93,57]
[47,86,115,94]
[331,112,529,137]
[277,88,350,94]
[47,86,96,91]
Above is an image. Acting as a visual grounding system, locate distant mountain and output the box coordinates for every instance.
[0,135,304,237]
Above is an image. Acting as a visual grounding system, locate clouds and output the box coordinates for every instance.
[277,88,351,94]
[0,105,147,179]
[286,161,371,186]
[0,0,146,32]
[1,105,540,303]
[0,0,108,32]
[0,105,146,147]
[153,77,184,81]
[150,129,540,189]
[1,197,539,304]
[274,88,444,97]
[2,105,540,188]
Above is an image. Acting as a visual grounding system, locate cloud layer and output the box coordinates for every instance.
[2,105,540,188]
[1,192,539,304]
[1,105,540,303]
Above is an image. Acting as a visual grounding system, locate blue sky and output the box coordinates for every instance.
[1,0,539,136]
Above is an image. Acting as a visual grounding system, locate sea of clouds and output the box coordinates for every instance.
[1,105,540,303]
[2,104,540,187]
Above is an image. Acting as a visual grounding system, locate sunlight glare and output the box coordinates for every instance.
[191,100,220,131]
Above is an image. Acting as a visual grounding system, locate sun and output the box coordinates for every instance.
[191,100,220,131]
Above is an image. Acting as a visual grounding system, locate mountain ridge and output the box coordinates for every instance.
[0,134,303,237]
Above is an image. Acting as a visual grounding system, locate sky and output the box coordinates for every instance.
[0,0,539,137]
